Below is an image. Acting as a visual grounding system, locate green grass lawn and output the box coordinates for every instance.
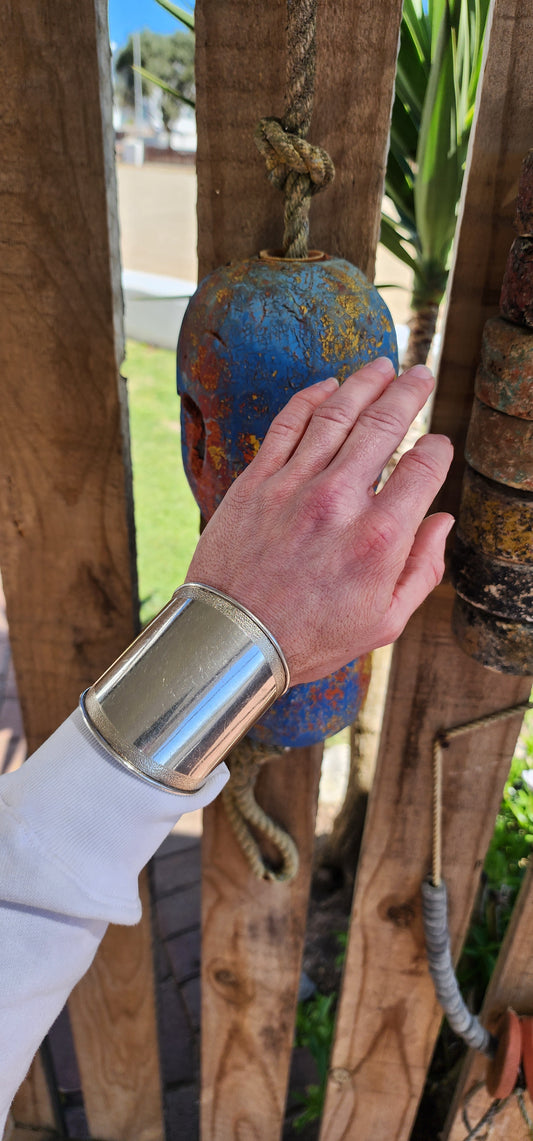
[125,340,200,626]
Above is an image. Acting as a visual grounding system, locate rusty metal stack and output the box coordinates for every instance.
[452,150,533,674]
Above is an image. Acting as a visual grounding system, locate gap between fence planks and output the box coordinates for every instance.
[320,0,533,1137]
[444,862,533,1140]
[195,0,403,1135]
[0,2,163,1137]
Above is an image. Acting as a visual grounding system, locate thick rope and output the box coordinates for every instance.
[422,879,496,1056]
[254,0,335,257]
[222,739,300,883]
[285,0,316,136]
[423,701,532,1059]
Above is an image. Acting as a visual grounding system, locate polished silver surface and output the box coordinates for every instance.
[80,583,289,793]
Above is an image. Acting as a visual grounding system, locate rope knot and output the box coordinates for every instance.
[255,117,335,195]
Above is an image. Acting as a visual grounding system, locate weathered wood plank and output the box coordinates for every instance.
[68,871,163,1141]
[196,0,403,282]
[321,0,533,1135]
[320,588,530,1141]
[196,1,403,1135]
[0,3,136,746]
[0,2,163,1136]
[9,1061,54,1135]
[444,863,533,1141]
[201,747,323,1139]
[2,1120,55,1141]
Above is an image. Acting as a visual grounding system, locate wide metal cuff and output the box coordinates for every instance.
[79,583,290,793]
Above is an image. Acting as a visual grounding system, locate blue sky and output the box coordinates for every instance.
[109,0,195,49]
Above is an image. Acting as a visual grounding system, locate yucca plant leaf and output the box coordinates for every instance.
[414,1,461,266]
[389,95,419,162]
[456,0,471,136]
[395,20,429,113]
[467,0,491,107]
[385,151,416,231]
[133,64,196,109]
[380,216,418,272]
[153,0,194,31]
[385,0,489,356]
[428,0,448,54]
[402,0,431,64]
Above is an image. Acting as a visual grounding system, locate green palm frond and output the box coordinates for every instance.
[383,0,490,312]
[133,64,196,110]
[153,0,194,32]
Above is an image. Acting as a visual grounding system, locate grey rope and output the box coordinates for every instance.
[222,738,300,883]
[254,0,335,257]
[423,702,532,1058]
[422,878,496,1056]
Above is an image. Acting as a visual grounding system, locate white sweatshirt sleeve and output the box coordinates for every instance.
[0,708,229,1126]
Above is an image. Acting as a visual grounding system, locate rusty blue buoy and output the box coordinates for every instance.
[177,250,398,745]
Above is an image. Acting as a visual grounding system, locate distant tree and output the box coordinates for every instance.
[115,30,195,131]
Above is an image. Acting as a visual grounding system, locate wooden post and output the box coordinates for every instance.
[195,1,403,1135]
[196,0,403,282]
[201,750,323,1137]
[9,1066,54,1137]
[0,2,164,1137]
[320,1,533,1138]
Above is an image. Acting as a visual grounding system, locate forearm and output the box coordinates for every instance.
[0,709,228,1120]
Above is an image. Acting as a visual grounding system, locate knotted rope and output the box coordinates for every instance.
[254,0,335,257]
[222,738,300,882]
[422,701,532,1059]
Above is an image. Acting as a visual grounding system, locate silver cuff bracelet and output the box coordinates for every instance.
[79,583,289,794]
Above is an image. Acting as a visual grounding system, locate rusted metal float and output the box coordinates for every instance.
[451,149,533,674]
[177,249,397,745]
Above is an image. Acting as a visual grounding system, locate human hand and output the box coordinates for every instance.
[186,357,453,686]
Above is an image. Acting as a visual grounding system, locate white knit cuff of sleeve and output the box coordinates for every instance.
[0,708,229,925]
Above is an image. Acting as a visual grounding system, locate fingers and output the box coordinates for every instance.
[282,357,396,479]
[327,364,435,492]
[388,513,454,636]
[251,376,339,478]
[376,433,454,534]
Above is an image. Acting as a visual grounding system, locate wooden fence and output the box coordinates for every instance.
[1,0,532,1138]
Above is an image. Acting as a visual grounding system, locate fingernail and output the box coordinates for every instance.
[370,357,395,375]
[320,376,340,391]
[444,515,455,537]
[405,364,433,379]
